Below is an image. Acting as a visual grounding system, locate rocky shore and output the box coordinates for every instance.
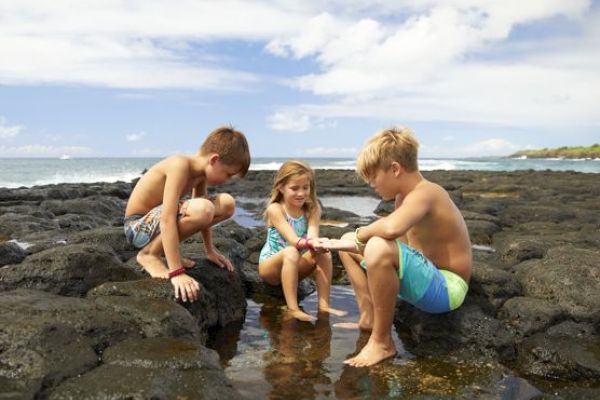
[1,169,599,399]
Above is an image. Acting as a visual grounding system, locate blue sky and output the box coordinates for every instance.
[0,0,598,158]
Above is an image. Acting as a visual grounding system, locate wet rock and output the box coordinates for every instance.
[515,321,600,380]
[513,246,600,321]
[70,226,136,261]
[50,338,243,399]
[469,262,522,312]
[498,297,565,338]
[0,241,28,265]
[0,243,138,296]
[395,302,516,359]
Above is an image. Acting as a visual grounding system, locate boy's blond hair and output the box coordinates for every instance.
[356,126,419,181]
[200,126,251,177]
[264,160,319,219]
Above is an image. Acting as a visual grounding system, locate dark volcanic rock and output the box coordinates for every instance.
[0,243,138,296]
[0,241,28,265]
[513,246,600,321]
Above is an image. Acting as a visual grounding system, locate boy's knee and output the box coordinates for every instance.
[341,231,355,241]
[186,198,215,224]
[364,236,394,265]
[216,193,236,218]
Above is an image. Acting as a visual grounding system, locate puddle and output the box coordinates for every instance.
[320,196,381,218]
[207,286,504,399]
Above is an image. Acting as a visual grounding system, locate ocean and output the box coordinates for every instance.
[0,156,599,189]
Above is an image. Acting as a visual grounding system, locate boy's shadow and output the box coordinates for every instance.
[259,305,333,399]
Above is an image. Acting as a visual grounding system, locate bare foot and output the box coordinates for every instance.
[333,322,361,329]
[343,337,396,367]
[182,258,196,269]
[319,306,348,317]
[288,308,316,322]
[137,252,169,279]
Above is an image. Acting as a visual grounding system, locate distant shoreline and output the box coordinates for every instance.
[511,144,600,159]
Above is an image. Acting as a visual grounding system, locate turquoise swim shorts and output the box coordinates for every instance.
[360,240,468,313]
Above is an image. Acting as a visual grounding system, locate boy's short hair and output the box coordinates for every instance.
[200,126,251,177]
[356,126,419,181]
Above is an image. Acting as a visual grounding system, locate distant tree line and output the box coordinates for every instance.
[511,144,600,159]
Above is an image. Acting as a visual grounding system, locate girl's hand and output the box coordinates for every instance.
[308,237,330,253]
[206,249,234,271]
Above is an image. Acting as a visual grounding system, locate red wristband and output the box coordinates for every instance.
[295,237,305,250]
[168,267,186,279]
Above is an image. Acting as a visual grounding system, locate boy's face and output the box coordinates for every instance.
[368,165,398,201]
[206,158,241,185]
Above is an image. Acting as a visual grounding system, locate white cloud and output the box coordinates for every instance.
[0,117,24,139]
[126,131,146,142]
[0,144,93,157]
[0,0,311,89]
[265,0,599,129]
[462,138,522,156]
[267,111,311,132]
[299,146,358,156]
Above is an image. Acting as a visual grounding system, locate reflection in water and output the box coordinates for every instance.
[207,286,507,399]
[260,306,333,399]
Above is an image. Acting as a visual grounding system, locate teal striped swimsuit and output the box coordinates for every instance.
[259,213,307,263]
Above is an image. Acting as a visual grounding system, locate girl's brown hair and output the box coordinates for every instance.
[264,160,319,219]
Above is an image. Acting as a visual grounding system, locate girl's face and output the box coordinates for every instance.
[279,174,310,208]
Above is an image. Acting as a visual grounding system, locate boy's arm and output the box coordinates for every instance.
[192,182,233,271]
[160,159,190,272]
[357,186,432,245]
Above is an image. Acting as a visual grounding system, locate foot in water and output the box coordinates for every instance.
[137,252,169,279]
[319,306,348,317]
[333,313,373,331]
[344,337,396,367]
[288,308,316,322]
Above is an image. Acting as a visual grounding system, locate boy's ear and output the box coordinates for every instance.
[391,161,403,177]
[208,153,220,165]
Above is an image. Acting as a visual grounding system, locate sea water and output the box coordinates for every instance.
[0,156,599,188]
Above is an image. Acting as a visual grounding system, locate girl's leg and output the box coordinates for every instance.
[338,232,373,330]
[259,247,316,322]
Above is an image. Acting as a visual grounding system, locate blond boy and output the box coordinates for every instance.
[124,126,250,303]
[322,127,472,367]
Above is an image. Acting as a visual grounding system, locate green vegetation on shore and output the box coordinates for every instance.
[511,144,600,159]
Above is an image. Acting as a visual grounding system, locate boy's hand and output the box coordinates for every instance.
[171,274,200,302]
[321,239,359,252]
[206,249,234,272]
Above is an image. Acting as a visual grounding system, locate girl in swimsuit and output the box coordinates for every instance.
[258,160,347,322]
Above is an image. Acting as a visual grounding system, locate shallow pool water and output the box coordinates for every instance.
[207,286,505,399]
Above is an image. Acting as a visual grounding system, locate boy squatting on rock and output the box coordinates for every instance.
[123,126,250,303]
[321,127,472,367]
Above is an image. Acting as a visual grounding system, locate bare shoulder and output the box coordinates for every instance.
[266,202,284,217]
[160,155,191,174]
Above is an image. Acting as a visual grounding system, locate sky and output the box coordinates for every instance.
[0,0,598,159]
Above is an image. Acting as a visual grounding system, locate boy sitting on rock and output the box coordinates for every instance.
[322,127,472,366]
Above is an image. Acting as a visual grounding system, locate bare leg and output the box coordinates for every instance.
[259,247,316,322]
[345,237,399,367]
[311,252,347,317]
[336,232,373,330]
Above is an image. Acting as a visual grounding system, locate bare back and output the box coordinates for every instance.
[403,181,472,282]
[125,155,205,217]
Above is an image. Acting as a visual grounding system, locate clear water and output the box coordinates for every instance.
[1,156,598,188]
[207,286,504,399]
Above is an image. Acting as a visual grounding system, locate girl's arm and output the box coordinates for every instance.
[266,203,303,246]
[306,205,321,240]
